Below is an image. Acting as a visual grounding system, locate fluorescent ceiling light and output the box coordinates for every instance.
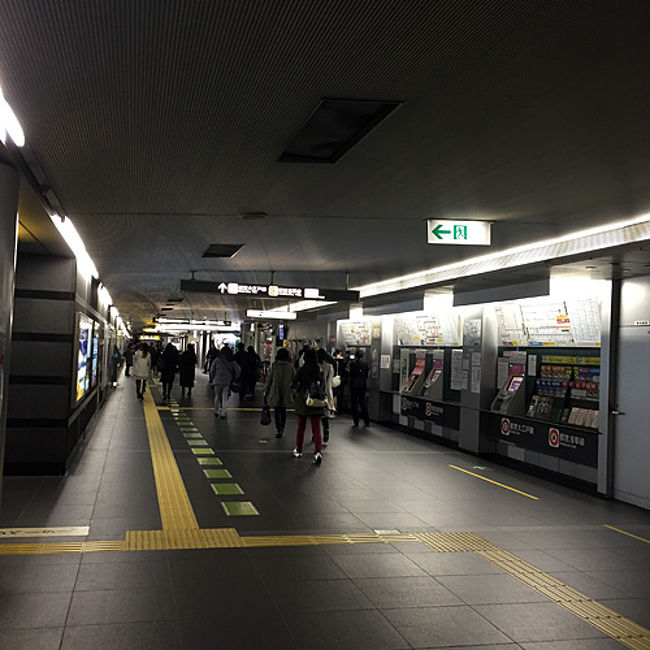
[0,86,25,147]
[268,299,336,314]
[247,309,297,320]
[50,214,99,279]
[357,213,650,298]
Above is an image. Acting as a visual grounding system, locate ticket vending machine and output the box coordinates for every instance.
[421,349,444,401]
[402,356,426,395]
[490,375,526,415]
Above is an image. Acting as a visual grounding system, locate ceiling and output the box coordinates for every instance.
[1,0,649,329]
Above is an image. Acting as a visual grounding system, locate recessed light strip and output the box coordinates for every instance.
[357,213,650,298]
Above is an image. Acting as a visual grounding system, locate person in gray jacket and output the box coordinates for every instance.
[209,346,240,418]
[263,347,295,438]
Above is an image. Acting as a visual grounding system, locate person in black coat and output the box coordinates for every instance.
[179,343,197,398]
[160,343,179,401]
[348,349,370,427]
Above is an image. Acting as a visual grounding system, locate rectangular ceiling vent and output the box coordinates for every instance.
[202,243,244,258]
[278,98,401,164]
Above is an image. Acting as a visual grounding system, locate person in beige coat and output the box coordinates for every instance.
[263,347,295,438]
[317,348,336,444]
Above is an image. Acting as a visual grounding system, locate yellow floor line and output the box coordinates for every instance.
[143,388,199,530]
[604,525,650,545]
[448,464,539,500]
[475,543,650,649]
[0,526,89,538]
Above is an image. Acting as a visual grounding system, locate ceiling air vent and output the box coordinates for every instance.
[278,98,401,164]
[202,244,244,258]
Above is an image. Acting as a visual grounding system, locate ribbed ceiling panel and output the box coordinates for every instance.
[0,0,648,327]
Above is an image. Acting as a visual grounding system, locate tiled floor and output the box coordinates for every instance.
[1,371,649,649]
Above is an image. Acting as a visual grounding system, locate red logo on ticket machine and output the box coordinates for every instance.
[501,418,510,436]
[548,427,560,448]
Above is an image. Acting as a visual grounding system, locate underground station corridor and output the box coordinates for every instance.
[1,371,649,649]
[1,1,650,648]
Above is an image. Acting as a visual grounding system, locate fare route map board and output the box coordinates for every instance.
[394,313,461,347]
[496,298,601,348]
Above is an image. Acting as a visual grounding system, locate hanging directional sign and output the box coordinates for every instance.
[180,279,359,302]
[427,219,491,246]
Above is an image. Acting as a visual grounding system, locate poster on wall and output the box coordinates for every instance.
[565,298,601,347]
[495,303,528,346]
[394,313,461,346]
[520,301,574,346]
[76,313,93,402]
[339,321,371,345]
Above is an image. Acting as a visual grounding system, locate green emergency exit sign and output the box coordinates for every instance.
[427,219,491,246]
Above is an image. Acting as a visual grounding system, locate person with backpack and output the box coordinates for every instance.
[291,348,325,464]
[263,347,294,438]
[348,349,370,427]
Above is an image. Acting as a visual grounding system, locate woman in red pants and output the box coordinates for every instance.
[291,348,325,465]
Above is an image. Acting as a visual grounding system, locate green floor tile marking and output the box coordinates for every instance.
[203,469,232,479]
[188,440,209,447]
[192,448,214,455]
[221,501,259,516]
[183,432,203,439]
[197,457,223,466]
[211,483,244,495]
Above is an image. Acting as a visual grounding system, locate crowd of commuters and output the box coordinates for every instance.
[118,337,371,466]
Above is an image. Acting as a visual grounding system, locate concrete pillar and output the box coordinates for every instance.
[0,160,20,504]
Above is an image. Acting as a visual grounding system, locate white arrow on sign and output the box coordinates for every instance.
[217,283,227,293]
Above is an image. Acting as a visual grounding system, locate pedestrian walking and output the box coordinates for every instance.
[210,346,241,418]
[179,343,197,398]
[263,347,295,438]
[317,347,335,445]
[124,344,134,377]
[234,342,256,399]
[291,349,325,465]
[348,349,370,427]
[132,343,151,400]
[160,342,179,401]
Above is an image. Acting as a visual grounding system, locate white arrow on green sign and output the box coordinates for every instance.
[427,219,491,246]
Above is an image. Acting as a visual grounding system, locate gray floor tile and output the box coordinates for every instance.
[0,627,63,649]
[75,559,172,591]
[548,571,629,599]
[61,622,181,649]
[67,588,175,626]
[266,578,374,612]
[588,569,650,597]
[383,604,511,648]
[407,551,504,576]
[0,592,72,629]
[290,608,409,649]
[355,576,462,608]
[0,562,78,595]
[332,552,427,579]
[520,640,623,649]
[436,573,548,605]
[600,597,650,628]
[473,602,608,642]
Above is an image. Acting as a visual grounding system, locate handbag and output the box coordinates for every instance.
[331,375,341,388]
[260,404,272,426]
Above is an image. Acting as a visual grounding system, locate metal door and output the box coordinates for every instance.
[613,278,650,509]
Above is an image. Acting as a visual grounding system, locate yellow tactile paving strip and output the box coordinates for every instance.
[143,389,199,530]
[0,529,648,647]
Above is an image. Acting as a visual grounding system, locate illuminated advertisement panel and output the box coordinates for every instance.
[91,322,100,387]
[76,313,93,402]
